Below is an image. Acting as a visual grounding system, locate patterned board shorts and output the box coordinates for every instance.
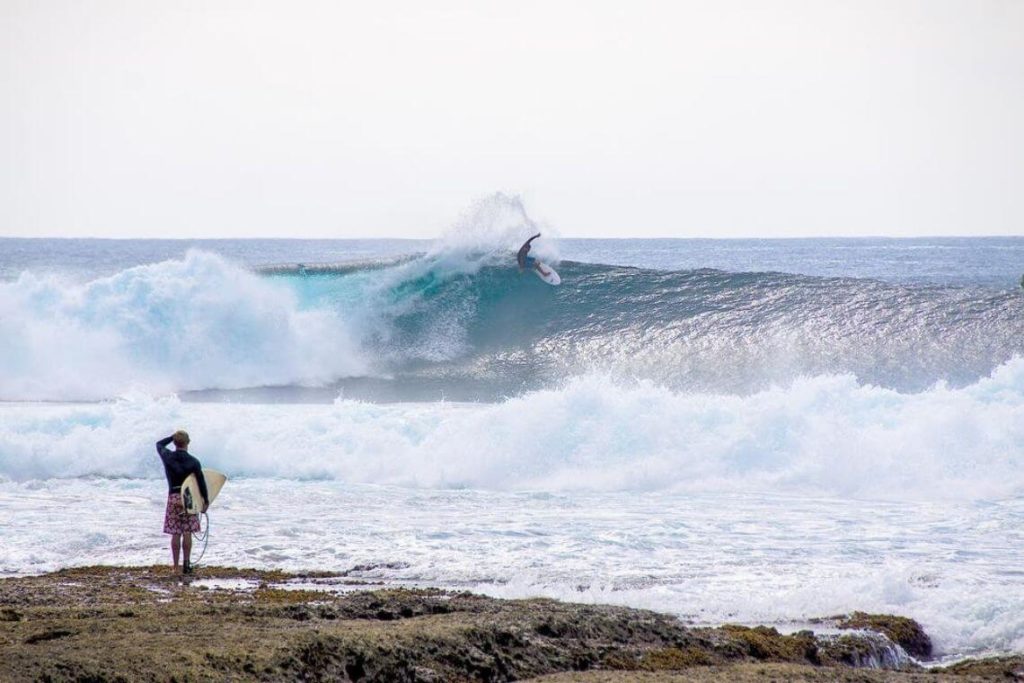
[163,492,200,535]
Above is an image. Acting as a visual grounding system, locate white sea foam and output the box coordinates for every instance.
[2,361,1022,500]
[0,251,367,400]
[1,479,1021,658]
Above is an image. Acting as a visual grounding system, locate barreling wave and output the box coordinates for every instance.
[280,254,1024,395]
[2,237,1024,401]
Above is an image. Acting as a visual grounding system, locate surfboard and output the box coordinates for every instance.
[533,262,561,285]
[181,468,227,515]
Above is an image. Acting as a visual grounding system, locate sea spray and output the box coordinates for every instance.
[0,251,367,400]
[428,192,561,266]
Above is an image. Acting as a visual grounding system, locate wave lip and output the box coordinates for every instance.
[255,255,420,276]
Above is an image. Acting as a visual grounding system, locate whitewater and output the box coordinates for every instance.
[2,209,1023,660]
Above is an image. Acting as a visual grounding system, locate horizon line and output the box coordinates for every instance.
[2,233,1023,241]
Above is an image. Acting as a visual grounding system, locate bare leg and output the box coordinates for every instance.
[183,531,192,571]
[170,533,181,572]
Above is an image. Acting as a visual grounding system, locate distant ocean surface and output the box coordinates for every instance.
[4,234,1023,287]
[2,205,1023,659]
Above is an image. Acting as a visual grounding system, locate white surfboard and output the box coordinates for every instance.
[181,468,227,515]
[533,261,561,285]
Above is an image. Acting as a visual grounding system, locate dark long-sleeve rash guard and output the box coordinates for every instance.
[156,436,209,505]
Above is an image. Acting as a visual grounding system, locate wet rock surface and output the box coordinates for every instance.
[836,611,934,659]
[0,566,1020,682]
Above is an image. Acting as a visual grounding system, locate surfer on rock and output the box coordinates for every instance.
[156,430,208,575]
[517,233,553,278]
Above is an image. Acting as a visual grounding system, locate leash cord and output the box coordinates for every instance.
[191,512,210,567]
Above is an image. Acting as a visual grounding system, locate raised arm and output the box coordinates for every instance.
[156,435,174,461]
[517,233,542,267]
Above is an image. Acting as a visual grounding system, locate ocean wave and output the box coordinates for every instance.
[0,251,367,401]
[250,240,1024,395]
[3,203,1024,401]
[2,363,1023,500]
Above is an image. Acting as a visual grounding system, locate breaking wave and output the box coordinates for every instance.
[3,249,1023,401]
[2,193,1022,401]
[0,251,367,400]
[2,362,1023,500]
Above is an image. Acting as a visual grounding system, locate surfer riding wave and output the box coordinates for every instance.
[517,233,553,278]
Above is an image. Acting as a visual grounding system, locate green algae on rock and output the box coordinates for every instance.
[836,611,933,659]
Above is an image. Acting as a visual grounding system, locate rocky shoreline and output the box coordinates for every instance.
[0,566,1020,682]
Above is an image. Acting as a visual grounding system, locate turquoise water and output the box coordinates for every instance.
[2,237,1023,401]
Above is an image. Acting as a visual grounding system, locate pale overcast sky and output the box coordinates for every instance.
[2,1,1022,238]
